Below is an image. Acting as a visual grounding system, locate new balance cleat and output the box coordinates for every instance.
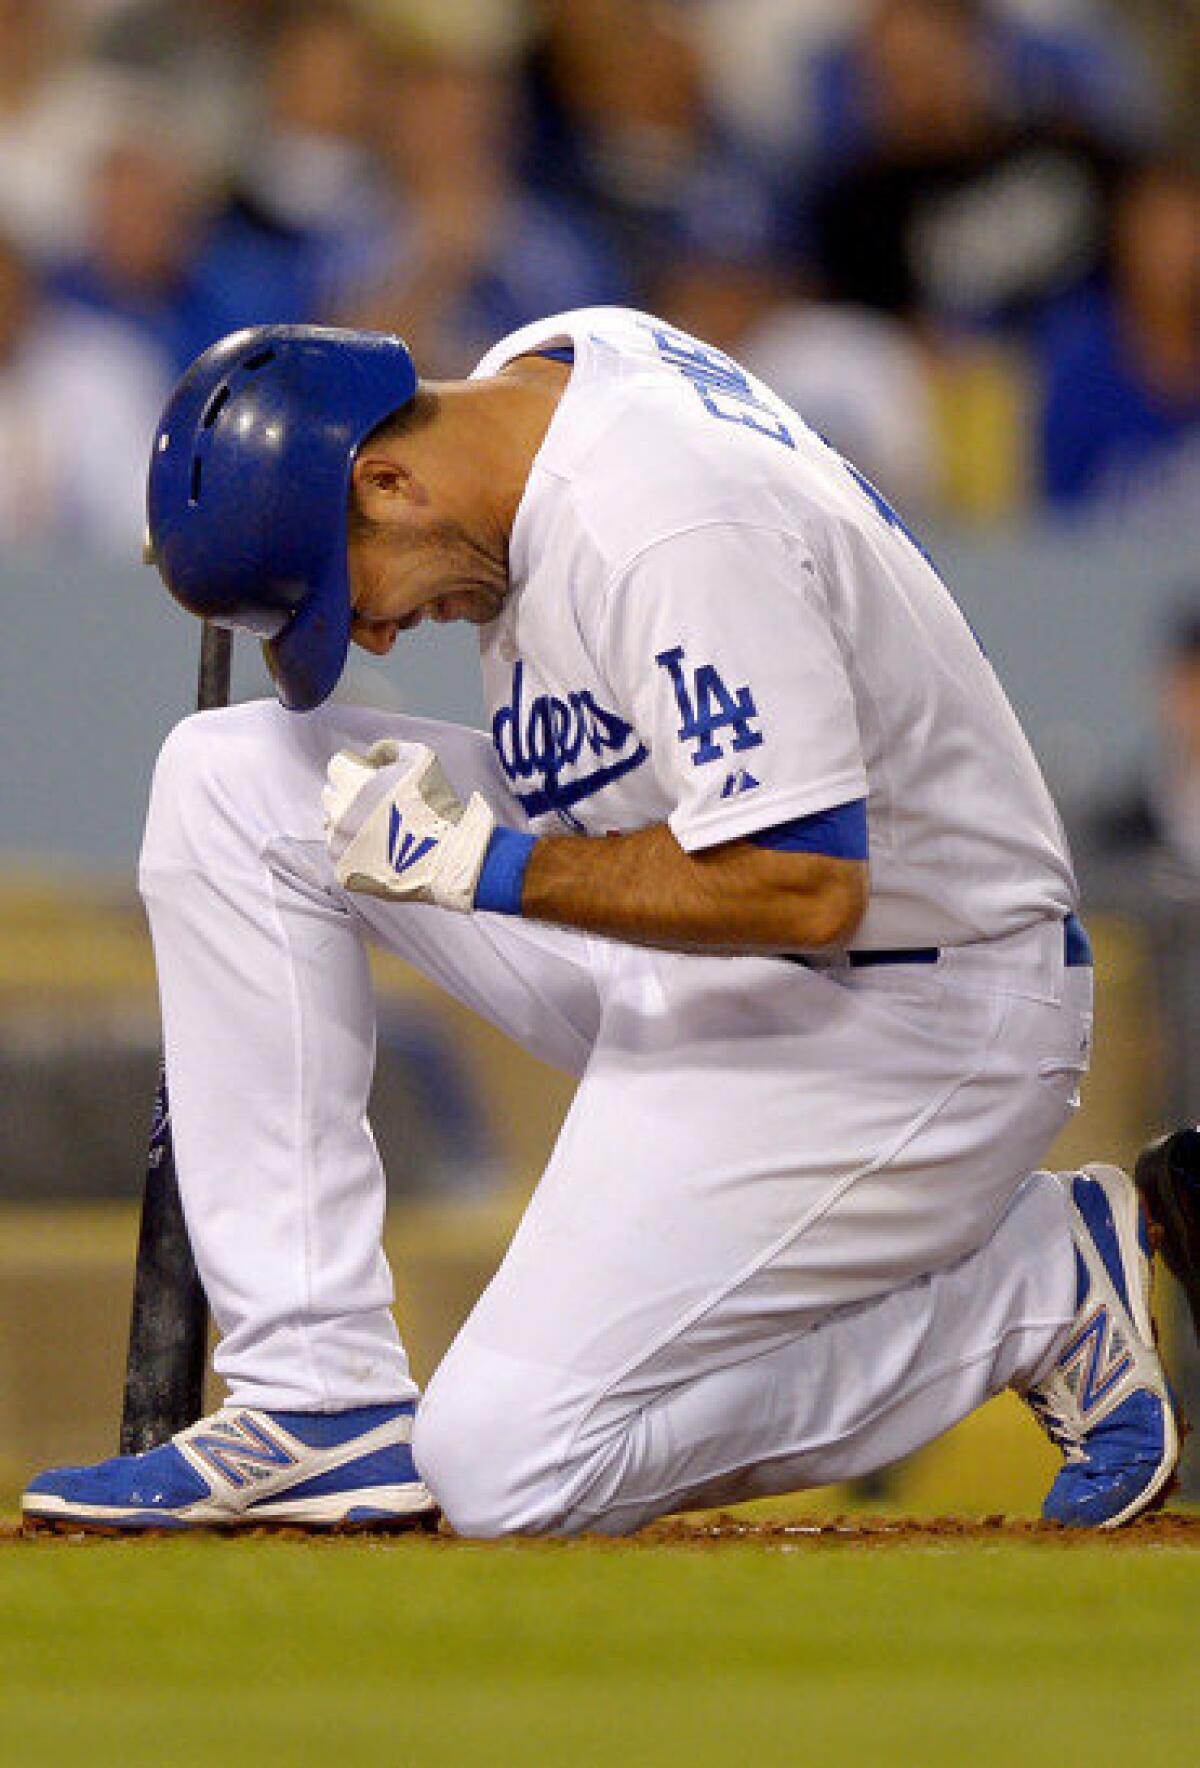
[1134,1127,1200,1342]
[22,1401,438,1535]
[1023,1165,1178,1528]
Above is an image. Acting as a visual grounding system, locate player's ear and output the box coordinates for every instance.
[351,451,429,521]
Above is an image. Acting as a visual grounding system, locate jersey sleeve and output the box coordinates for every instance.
[601,523,868,852]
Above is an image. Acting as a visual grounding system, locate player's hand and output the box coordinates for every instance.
[322,741,496,912]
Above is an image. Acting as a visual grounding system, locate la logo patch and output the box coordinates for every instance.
[656,645,764,767]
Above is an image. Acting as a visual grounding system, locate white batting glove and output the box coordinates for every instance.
[322,740,496,912]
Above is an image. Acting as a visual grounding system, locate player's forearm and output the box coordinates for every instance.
[323,747,866,951]
[517,823,868,954]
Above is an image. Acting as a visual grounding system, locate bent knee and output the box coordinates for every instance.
[148,702,281,802]
[139,702,299,883]
[412,1367,532,1538]
[413,1349,588,1539]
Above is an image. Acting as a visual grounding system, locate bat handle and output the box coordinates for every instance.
[198,623,233,712]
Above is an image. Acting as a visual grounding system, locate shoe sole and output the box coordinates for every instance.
[1076,1163,1180,1529]
[22,1511,441,1539]
[21,1483,440,1537]
[1134,1129,1200,1343]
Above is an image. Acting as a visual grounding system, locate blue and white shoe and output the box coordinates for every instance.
[21,1402,437,1534]
[1024,1165,1179,1529]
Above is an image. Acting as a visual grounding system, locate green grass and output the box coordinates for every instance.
[3,1535,1198,1768]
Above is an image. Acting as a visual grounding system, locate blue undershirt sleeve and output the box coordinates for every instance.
[747,798,868,860]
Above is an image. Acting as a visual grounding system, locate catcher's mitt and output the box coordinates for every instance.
[1135,1127,1200,1342]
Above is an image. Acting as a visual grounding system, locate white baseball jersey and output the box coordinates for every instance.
[473,307,1076,949]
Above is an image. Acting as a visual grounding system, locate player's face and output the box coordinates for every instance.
[346,364,563,651]
[347,513,507,655]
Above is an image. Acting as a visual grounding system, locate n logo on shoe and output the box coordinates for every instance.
[1057,1304,1134,1418]
[185,1413,299,1490]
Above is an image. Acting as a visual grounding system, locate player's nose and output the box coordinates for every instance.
[351,618,401,654]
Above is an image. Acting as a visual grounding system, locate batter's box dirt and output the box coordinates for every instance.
[641,1511,1200,1548]
[5,1510,1200,1547]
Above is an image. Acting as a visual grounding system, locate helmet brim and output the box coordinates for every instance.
[262,551,352,712]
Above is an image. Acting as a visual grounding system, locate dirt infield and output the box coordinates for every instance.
[642,1510,1200,1548]
[5,1509,1200,1548]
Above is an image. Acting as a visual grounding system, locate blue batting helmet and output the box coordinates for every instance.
[146,324,418,711]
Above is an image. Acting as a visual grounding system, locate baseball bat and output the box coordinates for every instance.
[119,623,232,1453]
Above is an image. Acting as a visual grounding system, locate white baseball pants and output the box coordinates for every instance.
[139,699,1091,1536]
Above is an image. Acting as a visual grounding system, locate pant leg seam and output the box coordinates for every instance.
[561,1308,1066,1531]
[556,992,1016,1479]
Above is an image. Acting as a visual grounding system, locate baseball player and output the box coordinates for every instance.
[22,311,1192,1534]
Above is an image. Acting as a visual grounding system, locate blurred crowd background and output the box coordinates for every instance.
[2,0,1199,548]
[5,0,1200,1500]
[5,0,1200,1153]
[3,0,1200,1124]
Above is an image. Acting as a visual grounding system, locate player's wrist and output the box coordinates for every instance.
[473,827,537,916]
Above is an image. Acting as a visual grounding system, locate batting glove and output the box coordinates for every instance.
[323,740,497,913]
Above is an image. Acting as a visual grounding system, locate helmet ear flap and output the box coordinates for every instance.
[146,324,418,711]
